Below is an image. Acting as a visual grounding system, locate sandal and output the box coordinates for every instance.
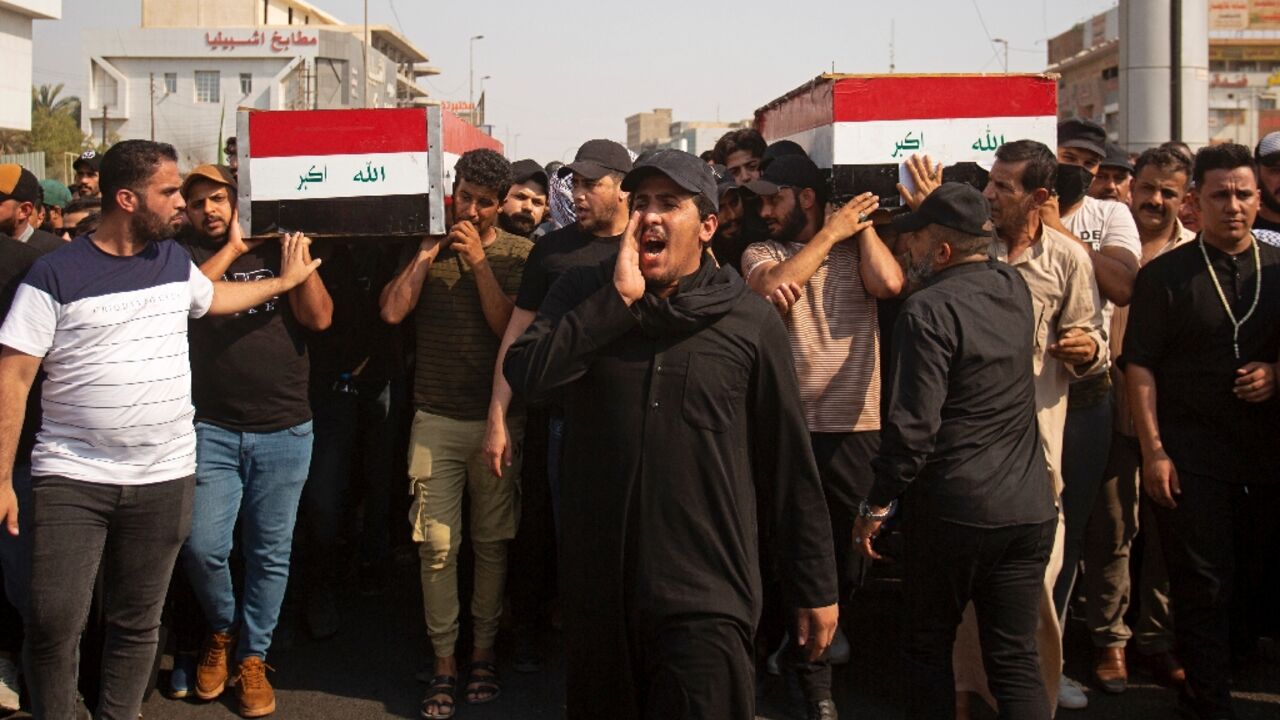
[464,660,501,704]
[420,674,457,719]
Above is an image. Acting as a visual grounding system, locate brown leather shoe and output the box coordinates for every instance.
[1094,646,1128,694]
[195,632,235,701]
[234,656,276,718]
[1142,649,1187,687]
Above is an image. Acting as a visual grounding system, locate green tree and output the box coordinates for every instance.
[30,107,88,182]
[33,84,80,125]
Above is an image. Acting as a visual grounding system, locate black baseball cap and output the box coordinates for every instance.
[1099,142,1133,172]
[558,139,633,180]
[510,159,549,191]
[761,139,807,170]
[742,154,824,196]
[0,165,42,204]
[73,150,101,173]
[621,149,719,212]
[1058,118,1107,158]
[892,182,992,237]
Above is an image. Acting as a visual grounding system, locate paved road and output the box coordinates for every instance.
[9,550,1278,719]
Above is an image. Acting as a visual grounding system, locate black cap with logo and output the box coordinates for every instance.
[557,139,633,180]
[892,182,992,237]
[621,149,719,212]
[73,150,102,173]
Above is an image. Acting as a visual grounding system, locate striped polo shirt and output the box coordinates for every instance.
[0,235,214,484]
[743,240,881,433]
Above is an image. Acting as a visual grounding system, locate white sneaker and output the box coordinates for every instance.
[828,626,851,665]
[766,632,788,676]
[1057,674,1088,710]
[0,655,20,711]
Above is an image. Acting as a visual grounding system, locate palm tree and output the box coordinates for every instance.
[32,84,81,125]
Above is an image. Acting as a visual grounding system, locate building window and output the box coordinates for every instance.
[163,72,177,94]
[240,73,253,96]
[195,71,220,103]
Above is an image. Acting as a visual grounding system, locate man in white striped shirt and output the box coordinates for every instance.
[0,140,320,720]
[741,153,903,720]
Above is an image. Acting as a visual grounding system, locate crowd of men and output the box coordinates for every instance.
[0,114,1269,720]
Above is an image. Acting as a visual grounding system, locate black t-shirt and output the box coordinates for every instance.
[307,242,402,388]
[514,224,620,311]
[1121,238,1280,483]
[0,237,47,461]
[1255,215,1280,233]
[180,234,312,432]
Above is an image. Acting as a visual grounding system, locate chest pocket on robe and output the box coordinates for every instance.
[682,352,750,433]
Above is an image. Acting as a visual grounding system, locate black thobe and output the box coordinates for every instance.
[505,256,838,719]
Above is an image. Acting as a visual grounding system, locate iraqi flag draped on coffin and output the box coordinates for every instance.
[237,106,446,238]
[755,74,1059,206]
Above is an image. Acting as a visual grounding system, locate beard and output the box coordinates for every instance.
[579,200,619,234]
[499,210,538,237]
[1262,184,1280,215]
[130,207,180,244]
[905,251,935,286]
[768,202,808,244]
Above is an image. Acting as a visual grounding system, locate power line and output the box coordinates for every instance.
[968,0,1003,62]
[387,0,408,38]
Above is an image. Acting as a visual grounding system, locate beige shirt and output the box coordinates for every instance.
[990,223,1107,496]
[742,240,880,433]
[1110,218,1197,437]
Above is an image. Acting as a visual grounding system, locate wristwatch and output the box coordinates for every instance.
[858,499,896,521]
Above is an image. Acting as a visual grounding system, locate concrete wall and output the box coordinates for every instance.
[143,0,256,28]
[0,9,33,131]
[142,0,334,28]
[0,0,58,20]
[84,27,402,167]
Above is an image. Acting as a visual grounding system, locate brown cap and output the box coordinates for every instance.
[0,165,41,204]
[181,164,236,199]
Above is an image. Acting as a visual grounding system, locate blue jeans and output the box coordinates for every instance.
[181,420,313,661]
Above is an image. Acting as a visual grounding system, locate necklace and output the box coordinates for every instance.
[1199,235,1261,360]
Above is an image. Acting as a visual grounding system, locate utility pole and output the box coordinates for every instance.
[149,73,155,141]
[362,0,369,108]
[101,104,108,147]
[890,20,896,73]
[469,35,484,126]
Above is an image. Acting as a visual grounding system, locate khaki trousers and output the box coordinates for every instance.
[408,411,524,657]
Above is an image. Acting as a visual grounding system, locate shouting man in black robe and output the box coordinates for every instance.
[505,149,839,719]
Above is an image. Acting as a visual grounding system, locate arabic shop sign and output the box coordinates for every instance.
[205,30,318,54]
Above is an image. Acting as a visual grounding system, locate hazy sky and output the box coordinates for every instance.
[35,0,1117,162]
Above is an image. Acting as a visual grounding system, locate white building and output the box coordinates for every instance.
[84,0,438,168]
[1,0,62,131]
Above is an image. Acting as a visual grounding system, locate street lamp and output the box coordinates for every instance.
[469,35,485,125]
[992,38,1010,73]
